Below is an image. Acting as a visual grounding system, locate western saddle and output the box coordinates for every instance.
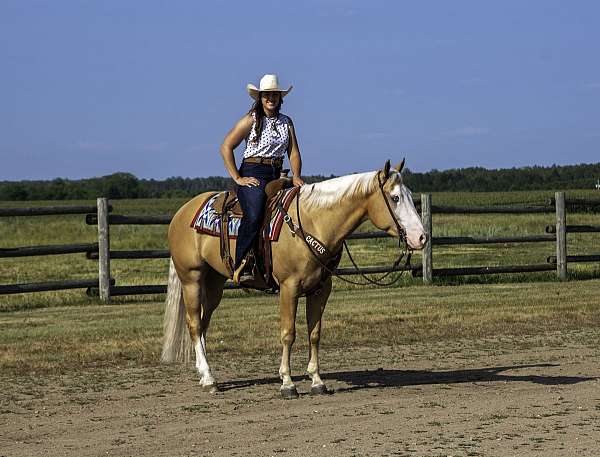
[212,176,294,290]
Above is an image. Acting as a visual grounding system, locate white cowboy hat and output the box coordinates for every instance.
[247,74,293,100]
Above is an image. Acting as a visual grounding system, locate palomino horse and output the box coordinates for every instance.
[162,159,426,398]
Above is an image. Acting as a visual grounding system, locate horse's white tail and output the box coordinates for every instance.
[161,258,193,363]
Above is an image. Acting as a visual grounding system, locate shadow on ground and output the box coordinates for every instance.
[217,363,596,392]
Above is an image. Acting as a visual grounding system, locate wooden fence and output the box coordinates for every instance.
[0,203,113,295]
[86,192,599,302]
[1,193,599,302]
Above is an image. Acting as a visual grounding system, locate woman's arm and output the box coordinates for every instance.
[287,118,305,186]
[220,114,258,187]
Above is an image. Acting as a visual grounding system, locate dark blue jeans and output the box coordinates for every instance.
[235,162,281,269]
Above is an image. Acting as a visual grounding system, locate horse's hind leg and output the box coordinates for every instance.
[181,267,226,392]
[305,278,332,395]
[278,282,300,399]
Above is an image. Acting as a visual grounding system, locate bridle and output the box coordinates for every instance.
[376,170,408,248]
[291,170,413,288]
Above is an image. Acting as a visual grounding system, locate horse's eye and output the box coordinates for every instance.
[391,195,400,203]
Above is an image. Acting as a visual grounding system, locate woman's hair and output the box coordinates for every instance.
[247,92,283,143]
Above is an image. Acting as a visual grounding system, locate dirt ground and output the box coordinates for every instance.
[2,331,600,457]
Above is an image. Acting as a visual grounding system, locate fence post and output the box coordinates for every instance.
[421,193,433,284]
[555,191,567,281]
[97,197,111,302]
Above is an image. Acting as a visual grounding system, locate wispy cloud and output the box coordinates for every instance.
[584,82,600,89]
[445,126,490,137]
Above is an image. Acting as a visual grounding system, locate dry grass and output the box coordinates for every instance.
[2,279,600,376]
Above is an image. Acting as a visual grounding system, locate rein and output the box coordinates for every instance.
[285,172,413,288]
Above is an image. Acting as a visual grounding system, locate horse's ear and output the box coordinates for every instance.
[395,158,405,173]
[382,160,391,179]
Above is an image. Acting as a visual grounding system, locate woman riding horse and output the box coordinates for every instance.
[163,155,427,398]
[220,74,304,285]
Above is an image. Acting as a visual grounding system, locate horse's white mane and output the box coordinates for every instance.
[299,171,378,210]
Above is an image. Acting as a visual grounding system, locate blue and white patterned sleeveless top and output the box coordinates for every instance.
[243,112,291,159]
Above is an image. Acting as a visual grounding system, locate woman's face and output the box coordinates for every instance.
[261,91,281,113]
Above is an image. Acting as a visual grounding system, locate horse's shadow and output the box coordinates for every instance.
[217,364,596,393]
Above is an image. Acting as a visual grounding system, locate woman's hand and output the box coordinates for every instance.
[235,176,260,187]
[292,176,305,187]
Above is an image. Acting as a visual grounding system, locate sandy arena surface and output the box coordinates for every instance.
[2,332,600,457]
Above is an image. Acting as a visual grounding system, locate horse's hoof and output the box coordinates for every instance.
[310,384,328,395]
[202,383,219,394]
[280,386,299,400]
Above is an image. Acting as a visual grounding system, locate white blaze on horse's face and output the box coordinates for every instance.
[388,176,427,250]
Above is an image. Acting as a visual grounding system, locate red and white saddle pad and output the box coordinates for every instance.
[190,187,299,241]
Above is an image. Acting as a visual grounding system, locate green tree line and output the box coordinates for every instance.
[0,172,333,201]
[1,163,599,201]
[403,162,600,192]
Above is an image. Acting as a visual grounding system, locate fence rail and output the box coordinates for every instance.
[545,225,600,233]
[86,214,172,225]
[86,263,422,297]
[87,249,170,260]
[0,205,111,217]
[0,278,114,295]
[430,205,553,214]
[548,197,600,207]
[0,243,98,258]
[413,263,556,278]
[432,235,556,245]
[547,255,600,264]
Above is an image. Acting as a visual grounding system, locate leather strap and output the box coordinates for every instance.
[243,156,284,167]
[292,193,339,263]
[377,170,407,246]
[217,191,235,278]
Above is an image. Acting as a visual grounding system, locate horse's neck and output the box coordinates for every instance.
[298,193,369,251]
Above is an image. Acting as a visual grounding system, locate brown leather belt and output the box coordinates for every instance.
[243,156,284,167]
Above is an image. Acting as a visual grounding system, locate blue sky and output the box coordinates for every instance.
[2,0,599,180]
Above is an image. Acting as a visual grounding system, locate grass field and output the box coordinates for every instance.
[1,190,599,388]
[0,189,599,313]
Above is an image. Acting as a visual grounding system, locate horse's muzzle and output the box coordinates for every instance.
[407,232,427,250]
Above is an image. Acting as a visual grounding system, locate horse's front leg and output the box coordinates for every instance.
[305,277,332,395]
[278,282,300,399]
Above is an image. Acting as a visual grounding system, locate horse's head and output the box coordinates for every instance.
[367,159,427,250]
